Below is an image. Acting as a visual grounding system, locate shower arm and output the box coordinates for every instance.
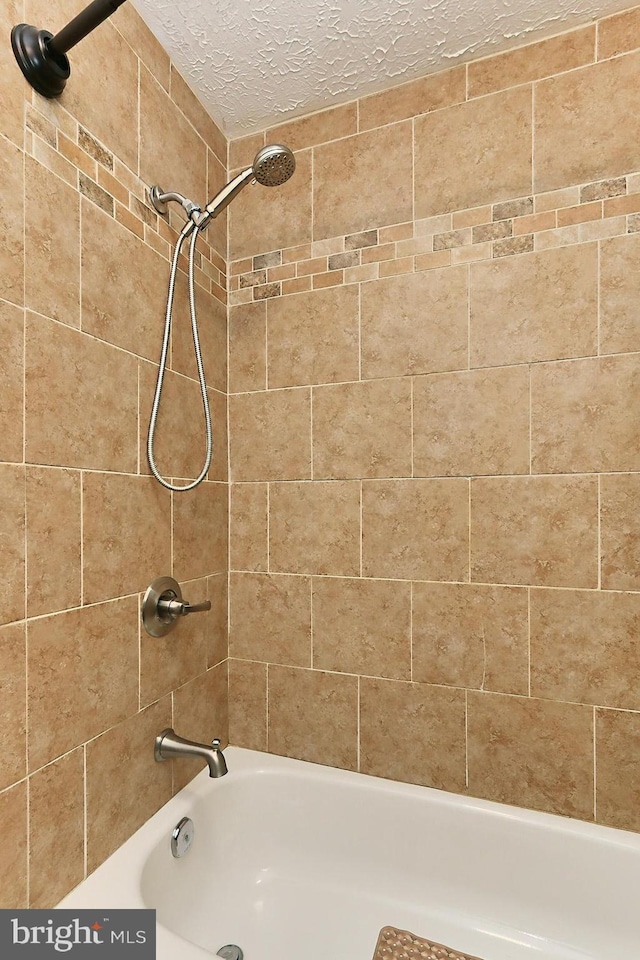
[12,0,128,99]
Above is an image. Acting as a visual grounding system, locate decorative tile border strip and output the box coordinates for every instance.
[228,172,640,306]
[24,97,227,305]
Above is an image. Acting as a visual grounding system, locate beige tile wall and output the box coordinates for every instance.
[0,1,228,908]
[227,3,640,836]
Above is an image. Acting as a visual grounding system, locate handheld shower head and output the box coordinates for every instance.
[200,143,296,225]
[252,144,296,187]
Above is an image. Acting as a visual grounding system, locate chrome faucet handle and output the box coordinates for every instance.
[142,576,210,638]
[157,597,211,618]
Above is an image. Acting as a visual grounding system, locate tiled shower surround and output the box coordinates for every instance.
[226,6,640,836]
[4,0,640,916]
[0,0,228,909]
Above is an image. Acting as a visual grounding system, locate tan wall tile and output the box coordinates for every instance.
[362,479,469,581]
[471,476,598,588]
[360,678,466,790]
[535,52,640,193]
[600,232,640,355]
[172,664,229,792]
[173,481,227,581]
[601,473,640,591]
[598,7,640,59]
[230,150,312,260]
[140,66,207,212]
[268,665,358,770]
[86,698,172,872]
[415,87,532,217]
[26,313,138,472]
[413,367,530,477]
[25,158,80,328]
[228,659,267,751]
[313,379,412,479]
[29,748,84,907]
[532,356,640,474]
[206,148,228,259]
[229,388,311,481]
[207,574,228,668]
[468,26,595,98]
[313,123,413,239]
[170,274,227,393]
[140,576,210,707]
[361,267,468,379]
[596,709,640,832]
[270,481,360,576]
[0,1,27,148]
[139,363,227,483]
[0,623,26,791]
[468,691,594,819]
[312,578,411,680]
[170,66,226,165]
[0,301,23,463]
[268,103,357,150]
[81,200,168,360]
[531,588,640,711]
[83,473,170,604]
[470,244,598,366]
[0,464,25,627]
[230,483,268,571]
[267,285,359,388]
[54,16,139,171]
[229,572,311,667]
[229,302,267,393]
[359,66,466,131]
[28,597,139,770]
[205,388,228,484]
[229,132,265,171]
[26,468,81,618]
[0,782,27,908]
[412,583,528,695]
[114,1,171,91]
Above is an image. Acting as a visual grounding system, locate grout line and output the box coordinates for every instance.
[359,481,363,578]
[356,675,361,772]
[596,239,601,356]
[527,587,532,698]
[409,581,413,682]
[83,745,88,878]
[266,483,271,573]
[310,577,314,668]
[531,81,536,197]
[265,664,270,752]
[410,377,414,479]
[529,364,533,475]
[310,387,314,481]
[465,689,469,789]
[80,471,84,604]
[593,705,598,821]
[597,474,602,590]
[468,478,472,583]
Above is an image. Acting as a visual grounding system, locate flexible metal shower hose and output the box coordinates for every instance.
[147,220,213,492]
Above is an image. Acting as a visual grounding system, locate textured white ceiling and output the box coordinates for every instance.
[130,0,631,139]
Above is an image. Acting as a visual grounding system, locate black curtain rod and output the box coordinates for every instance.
[12,0,128,99]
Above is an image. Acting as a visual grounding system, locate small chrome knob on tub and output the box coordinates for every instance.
[142,576,211,637]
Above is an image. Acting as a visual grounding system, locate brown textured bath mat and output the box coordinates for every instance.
[373,926,483,960]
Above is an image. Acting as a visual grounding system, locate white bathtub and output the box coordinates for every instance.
[60,747,640,960]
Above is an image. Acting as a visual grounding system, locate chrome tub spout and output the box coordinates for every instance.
[155,728,228,778]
